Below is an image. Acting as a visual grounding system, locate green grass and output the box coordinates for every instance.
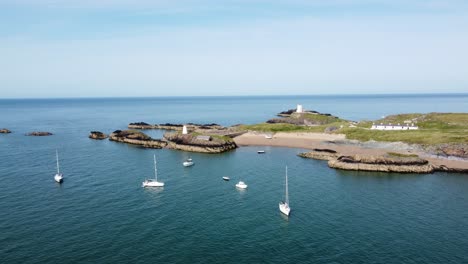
[239,121,348,133]
[340,127,468,144]
[241,113,468,145]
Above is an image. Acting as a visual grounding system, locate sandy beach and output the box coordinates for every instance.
[234,132,468,170]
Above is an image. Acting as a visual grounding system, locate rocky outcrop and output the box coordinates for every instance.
[27,131,53,136]
[433,165,468,173]
[0,128,11,133]
[328,154,434,173]
[277,109,317,117]
[423,143,468,159]
[268,112,341,126]
[163,132,237,153]
[89,131,108,140]
[109,130,166,149]
[165,141,237,153]
[298,149,339,161]
[128,122,155,129]
[128,122,224,131]
[109,129,236,153]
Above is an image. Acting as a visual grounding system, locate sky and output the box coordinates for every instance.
[0,0,467,98]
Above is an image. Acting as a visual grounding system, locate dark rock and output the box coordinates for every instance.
[27,131,53,136]
[89,131,108,140]
[324,126,338,133]
[129,122,150,126]
[313,148,337,154]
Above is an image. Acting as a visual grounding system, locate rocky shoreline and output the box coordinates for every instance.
[108,129,237,153]
[299,149,468,173]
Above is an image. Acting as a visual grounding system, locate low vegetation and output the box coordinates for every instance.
[243,112,468,145]
[347,113,468,144]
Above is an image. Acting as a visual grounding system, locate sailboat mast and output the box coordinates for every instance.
[56,150,60,174]
[154,154,157,181]
[285,166,289,205]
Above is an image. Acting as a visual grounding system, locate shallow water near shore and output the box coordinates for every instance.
[1,94,468,263]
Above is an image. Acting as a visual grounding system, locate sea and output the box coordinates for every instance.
[0,94,467,264]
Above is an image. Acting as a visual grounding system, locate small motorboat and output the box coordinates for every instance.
[257,150,265,154]
[183,158,194,167]
[265,135,272,139]
[236,181,248,189]
[222,176,230,181]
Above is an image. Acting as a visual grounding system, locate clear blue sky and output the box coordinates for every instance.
[1,0,467,98]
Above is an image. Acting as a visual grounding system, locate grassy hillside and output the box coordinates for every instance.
[241,113,468,145]
[346,113,468,144]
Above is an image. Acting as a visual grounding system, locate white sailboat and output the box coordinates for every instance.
[183,158,194,167]
[142,154,165,187]
[279,166,290,216]
[54,150,63,183]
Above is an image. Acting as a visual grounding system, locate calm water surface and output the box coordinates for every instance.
[1,94,467,263]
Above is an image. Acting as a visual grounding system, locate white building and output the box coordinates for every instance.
[371,123,418,130]
[296,104,303,113]
[182,125,188,134]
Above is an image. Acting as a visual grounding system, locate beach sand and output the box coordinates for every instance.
[234,132,468,170]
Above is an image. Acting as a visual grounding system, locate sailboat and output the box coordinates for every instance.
[142,154,165,187]
[279,166,290,216]
[54,150,63,183]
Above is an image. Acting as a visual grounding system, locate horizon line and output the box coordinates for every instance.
[2,92,468,100]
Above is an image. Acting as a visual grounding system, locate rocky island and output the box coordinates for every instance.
[89,131,108,140]
[0,128,11,133]
[108,128,237,153]
[235,108,468,173]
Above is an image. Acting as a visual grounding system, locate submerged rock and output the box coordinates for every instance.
[89,131,108,140]
[27,131,53,136]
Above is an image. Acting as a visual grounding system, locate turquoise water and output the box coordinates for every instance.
[1,94,468,263]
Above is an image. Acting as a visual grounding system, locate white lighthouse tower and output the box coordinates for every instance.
[182,125,188,135]
[296,104,303,113]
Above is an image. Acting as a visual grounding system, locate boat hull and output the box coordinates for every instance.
[142,181,164,187]
[236,181,248,189]
[279,202,290,216]
[54,174,63,183]
[183,162,194,167]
